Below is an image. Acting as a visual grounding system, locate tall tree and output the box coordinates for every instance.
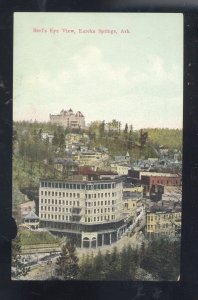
[56,242,79,280]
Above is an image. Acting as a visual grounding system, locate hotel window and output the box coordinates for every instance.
[101,193,103,198]
[45,191,47,196]
[73,201,76,206]
[66,208,68,212]
[101,216,103,221]
[97,217,99,221]
[94,202,96,206]
[49,207,51,211]
[88,195,91,199]
[59,207,61,212]
[105,193,107,197]
[105,208,107,212]
[101,201,103,205]
[77,201,79,206]
[73,193,76,198]
[52,207,54,211]
[70,193,72,197]
[62,216,64,220]
[52,192,54,196]
[48,191,50,196]
[108,208,110,212]
[55,207,57,211]
[98,201,100,206]
[55,192,57,196]
[62,200,65,205]
[88,218,90,222]
[66,201,68,205]
[55,200,57,204]
[70,201,72,205]
[41,214,43,218]
[66,193,68,197]
[41,191,43,195]
[59,192,61,197]
[94,194,96,198]
[94,209,96,214]
[105,201,107,205]
[108,201,110,205]
[41,199,43,203]
[62,208,65,212]
[41,206,43,210]
[101,209,103,213]
[97,209,99,213]
[55,215,57,220]
[94,217,96,221]
[55,183,58,188]
[98,193,100,198]
[77,193,80,198]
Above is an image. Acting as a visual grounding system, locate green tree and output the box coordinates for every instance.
[12,234,30,279]
[56,242,79,280]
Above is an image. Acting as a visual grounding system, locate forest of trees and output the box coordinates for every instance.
[54,239,180,281]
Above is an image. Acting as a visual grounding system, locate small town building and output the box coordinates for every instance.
[146,206,181,238]
[23,210,40,229]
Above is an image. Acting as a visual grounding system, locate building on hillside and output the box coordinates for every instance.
[20,200,36,223]
[39,176,131,248]
[111,163,131,176]
[50,108,85,129]
[114,152,130,164]
[41,132,54,143]
[146,206,181,238]
[53,157,78,175]
[72,151,109,167]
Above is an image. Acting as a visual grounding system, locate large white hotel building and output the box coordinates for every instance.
[39,175,130,248]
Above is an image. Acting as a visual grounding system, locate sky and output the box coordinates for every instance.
[13,13,183,129]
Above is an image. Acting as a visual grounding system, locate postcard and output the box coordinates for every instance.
[12,12,183,281]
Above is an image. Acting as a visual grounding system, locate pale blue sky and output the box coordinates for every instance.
[13,13,183,129]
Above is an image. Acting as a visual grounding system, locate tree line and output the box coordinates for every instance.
[55,238,180,281]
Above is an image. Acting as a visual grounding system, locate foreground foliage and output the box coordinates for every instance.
[12,234,30,279]
[56,242,79,280]
[78,239,180,281]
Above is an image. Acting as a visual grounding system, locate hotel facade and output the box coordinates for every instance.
[39,176,130,248]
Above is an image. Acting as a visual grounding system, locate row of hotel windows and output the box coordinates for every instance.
[40,199,116,206]
[40,206,115,213]
[40,190,117,198]
[85,207,115,214]
[147,223,174,230]
[85,215,115,222]
[40,181,117,190]
[147,213,181,221]
[40,214,115,221]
